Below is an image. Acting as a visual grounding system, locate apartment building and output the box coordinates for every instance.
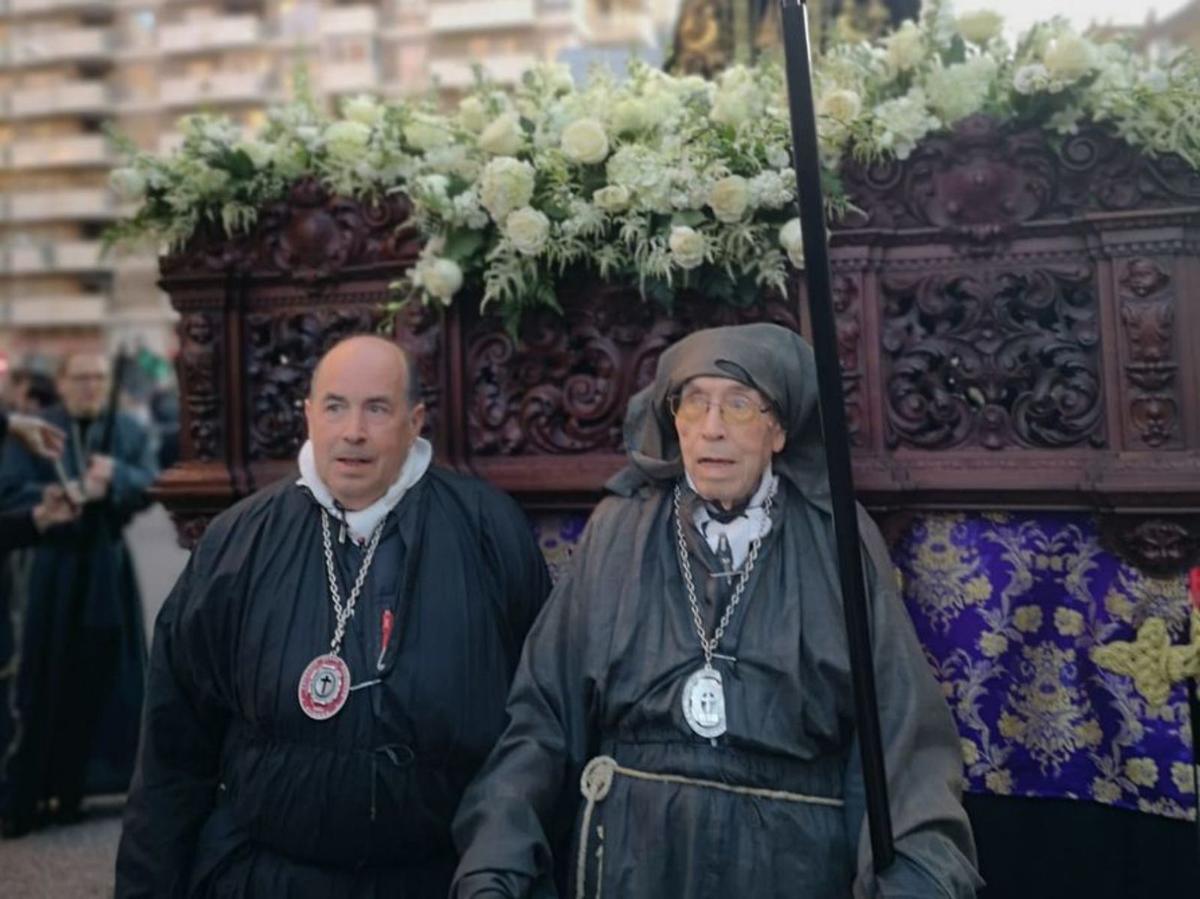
[0,0,677,367]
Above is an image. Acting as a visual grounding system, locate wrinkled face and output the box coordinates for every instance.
[59,354,110,419]
[304,339,425,511]
[673,376,785,510]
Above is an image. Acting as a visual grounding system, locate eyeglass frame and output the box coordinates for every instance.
[667,389,776,425]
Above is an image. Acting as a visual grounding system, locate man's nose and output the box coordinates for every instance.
[699,402,726,438]
[343,409,369,442]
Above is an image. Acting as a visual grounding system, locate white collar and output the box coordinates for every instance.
[296,437,433,544]
[687,465,777,570]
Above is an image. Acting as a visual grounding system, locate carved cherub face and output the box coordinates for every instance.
[304,336,424,511]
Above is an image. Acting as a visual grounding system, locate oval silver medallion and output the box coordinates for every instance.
[682,666,727,739]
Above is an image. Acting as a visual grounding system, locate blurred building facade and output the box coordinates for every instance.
[0,0,680,368]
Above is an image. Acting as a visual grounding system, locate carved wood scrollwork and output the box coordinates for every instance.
[178,313,223,462]
[881,265,1104,451]
[1117,258,1180,449]
[464,287,801,456]
[833,274,867,448]
[838,117,1200,233]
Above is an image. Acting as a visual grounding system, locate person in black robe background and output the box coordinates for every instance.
[452,324,980,898]
[0,353,155,837]
[116,334,551,897]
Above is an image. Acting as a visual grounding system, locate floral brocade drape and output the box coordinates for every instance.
[532,510,1199,821]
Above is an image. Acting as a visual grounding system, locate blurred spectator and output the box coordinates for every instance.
[0,352,156,837]
[8,367,60,415]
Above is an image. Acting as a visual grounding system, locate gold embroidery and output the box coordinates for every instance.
[1091,611,1200,709]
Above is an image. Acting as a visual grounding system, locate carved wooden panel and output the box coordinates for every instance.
[177,312,224,463]
[838,117,1200,234]
[461,285,801,458]
[880,264,1104,451]
[1115,257,1182,450]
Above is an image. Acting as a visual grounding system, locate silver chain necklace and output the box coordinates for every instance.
[297,510,384,721]
[672,480,775,739]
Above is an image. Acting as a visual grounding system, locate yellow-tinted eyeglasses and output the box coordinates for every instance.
[669,392,771,425]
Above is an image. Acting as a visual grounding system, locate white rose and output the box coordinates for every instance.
[238,140,273,169]
[560,118,610,165]
[479,156,535,223]
[925,58,995,125]
[416,257,463,304]
[593,184,631,213]
[779,218,805,268]
[711,87,754,128]
[1043,33,1095,83]
[479,112,525,156]
[323,121,372,162]
[505,206,551,256]
[955,10,1003,45]
[109,167,146,202]
[708,175,750,223]
[818,88,863,125]
[609,98,651,135]
[539,62,574,94]
[403,115,450,151]
[342,95,383,126]
[1012,63,1051,95]
[669,226,706,270]
[271,141,309,180]
[885,21,925,73]
[458,96,488,132]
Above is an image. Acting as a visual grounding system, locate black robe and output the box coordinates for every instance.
[0,407,155,826]
[451,480,980,899]
[115,469,551,898]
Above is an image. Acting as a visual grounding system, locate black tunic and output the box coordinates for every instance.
[115,469,551,898]
[0,407,155,825]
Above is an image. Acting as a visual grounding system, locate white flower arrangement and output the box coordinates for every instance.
[108,0,1200,328]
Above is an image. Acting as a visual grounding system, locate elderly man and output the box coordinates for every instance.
[116,335,551,897]
[0,352,155,837]
[452,323,980,898]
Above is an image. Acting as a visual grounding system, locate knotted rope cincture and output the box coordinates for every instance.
[574,755,845,899]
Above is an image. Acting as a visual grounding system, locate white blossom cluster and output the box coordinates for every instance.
[109,0,1200,324]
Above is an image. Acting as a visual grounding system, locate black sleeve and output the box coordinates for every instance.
[452,509,607,899]
[104,418,158,527]
[115,547,231,898]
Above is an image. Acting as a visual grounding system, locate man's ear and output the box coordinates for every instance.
[771,419,786,454]
[409,402,427,438]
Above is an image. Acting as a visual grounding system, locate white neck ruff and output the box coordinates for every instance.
[687,465,777,570]
[296,437,432,544]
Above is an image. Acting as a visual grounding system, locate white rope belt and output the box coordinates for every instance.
[575,755,845,899]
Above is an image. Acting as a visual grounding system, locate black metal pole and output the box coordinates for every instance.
[778,0,896,872]
[98,347,129,454]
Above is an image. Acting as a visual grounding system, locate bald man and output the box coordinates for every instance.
[116,336,551,898]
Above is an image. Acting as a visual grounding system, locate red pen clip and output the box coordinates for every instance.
[377,610,395,671]
[1188,567,1200,612]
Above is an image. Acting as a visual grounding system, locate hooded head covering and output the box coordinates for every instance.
[607,323,830,504]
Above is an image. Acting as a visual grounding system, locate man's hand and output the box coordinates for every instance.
[32,484,81,532]
[7,413,66,460]
[84,454,115,500]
